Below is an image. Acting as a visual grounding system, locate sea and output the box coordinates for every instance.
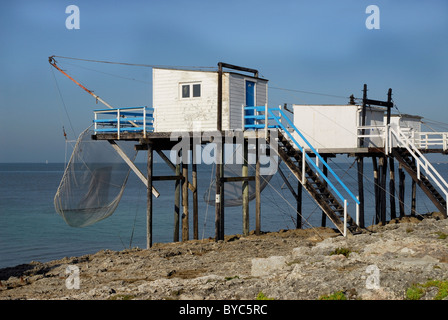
[1,160,446,269]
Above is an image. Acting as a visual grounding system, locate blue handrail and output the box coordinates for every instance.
[93,106,154,137]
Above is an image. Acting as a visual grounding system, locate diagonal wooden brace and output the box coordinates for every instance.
[108,140,160,198]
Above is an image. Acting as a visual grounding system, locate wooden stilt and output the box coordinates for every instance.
[174,162,180,242]
[215,138,224,241]
[220,150,225,240]
[357,156,365,228]
[398,164,405,217]
[147,143,153,249]
[215,165,222,241]
[297,180,302,229]
[321,157,328,227]
[372,157,380,224]
[389,157,396,219]
[182,157,189,241]
[380,156,387,225]
[242,138,249,236]
[192,161,198,240]
[255,146,261,236]
[411,158,417,216]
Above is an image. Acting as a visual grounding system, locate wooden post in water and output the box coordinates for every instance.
[357,86,367,228]
[174,162,180,242]
[146,143,153,248]
[398,164,406,217]
[220,152,225,239]
[242,138,249,236]
[297,180,302,229]
[385,88,394,222]
[321,157,328,227]
[411,158,417,216]
[192,161,198,240]
[182,155,189,241]
[215,63,223,242]
[255,145,261,235]
[357,156,365,228]
[372,157,380,224]
[380,156,387,225]
[389,157,396,219]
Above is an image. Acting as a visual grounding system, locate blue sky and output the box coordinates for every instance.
[0,0,447,162]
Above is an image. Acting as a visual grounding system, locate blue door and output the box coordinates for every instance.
[245,81,255,126]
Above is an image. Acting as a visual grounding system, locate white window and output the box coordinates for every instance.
[180,83,201,98]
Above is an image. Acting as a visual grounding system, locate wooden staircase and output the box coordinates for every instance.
[269,130,362,235]
[392,147,447,217]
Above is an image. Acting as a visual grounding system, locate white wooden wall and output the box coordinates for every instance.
[153,68,268,132]
[153,68,222,132]
[292,105,385,150]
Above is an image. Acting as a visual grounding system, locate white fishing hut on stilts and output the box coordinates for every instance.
[51,58,448,248]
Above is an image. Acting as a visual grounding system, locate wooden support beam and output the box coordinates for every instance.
[156,149,195,192]
[357,156,365,228]
[364,98,393,108]
[255,148,261,235]
[192,162,198,240]
[182,160,189,241]
[277,165,298,200]
[297,180,303,229]
[215,141,223,241]
[411,158,417,216]
[222,176,255,182]
[389,157,396,219]
[147,143,153,248]
[359,84,367,148]
[217,62,259,78]
[220,153,225,240]
[398,164,406,217]
[108,140,160,197]
[372,157,380,224]
[321,156,328,227]
[174,163,180,242]
[217,63,223,132]
[242,139,249,236]
[380,156,387,225]
[156,149,176,171]
[152,175,183,181]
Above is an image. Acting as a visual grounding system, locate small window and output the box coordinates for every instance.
[192,84,201,97]
[182,85,190,98]
[180,83,201,99]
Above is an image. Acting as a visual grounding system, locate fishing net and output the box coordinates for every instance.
[54,126,137,227]
[203,164,273,206]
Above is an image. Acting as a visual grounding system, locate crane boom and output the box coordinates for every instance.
[49,55,114,109]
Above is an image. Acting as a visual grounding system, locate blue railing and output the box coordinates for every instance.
[94,106,154,139]
[244,105,360,209]
[243,106,280,129]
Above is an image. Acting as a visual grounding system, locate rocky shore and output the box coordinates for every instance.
[1,213,448,300]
